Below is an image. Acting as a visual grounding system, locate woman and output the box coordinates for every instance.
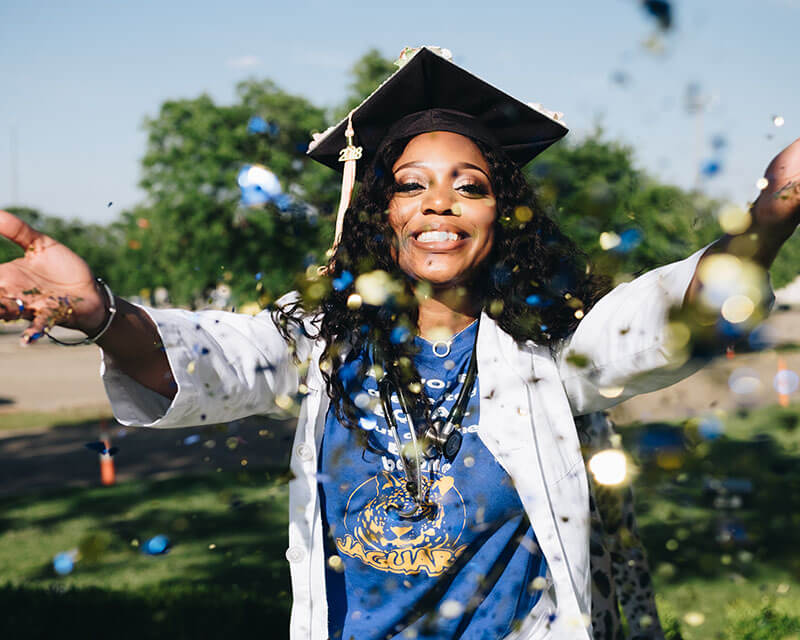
[0,47,798,639]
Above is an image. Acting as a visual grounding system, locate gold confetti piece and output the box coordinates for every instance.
[777,583,791,594]
[327,555,344,572]
[186,360,196,374]
[514,205,533,222]
[346,293,363,309]
[574,309,584,320]
[717,204,752,235]
[208,543,217,550]
[588,449,627,485]
[598,385,624,399]
[529,576,548,591]
[683,612,705,627]
[240,459,248,466]
[721,294,755,323]
[773,115,785,127]
[756,177,769,190]
[439,599,464,619]
[463,455,475,468]
[599,231,621,250]
[275,394,293,410]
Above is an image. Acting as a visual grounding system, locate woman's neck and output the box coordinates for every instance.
[415,286,481,342]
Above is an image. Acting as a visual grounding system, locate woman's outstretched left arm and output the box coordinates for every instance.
[686,136,800,303]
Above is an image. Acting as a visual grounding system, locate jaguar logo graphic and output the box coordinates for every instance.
[336,471,467,576]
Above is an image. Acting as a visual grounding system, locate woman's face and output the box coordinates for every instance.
[388,131,496,288]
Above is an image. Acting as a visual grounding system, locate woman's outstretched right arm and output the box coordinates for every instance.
[0,209,175,399]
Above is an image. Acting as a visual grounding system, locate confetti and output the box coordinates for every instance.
[774,369,799,395]
[683,612,705,627]
[599,231,621,250]
[183,434,201,446]
[53,550,77,575]
[84,441,119,456]
[728,368,762,395]
[237,164,282,208]
[587,449,627,485]
[773,115,785,127]
[142,535,171,556]
[756,177,769,190]
[439,599,464,619]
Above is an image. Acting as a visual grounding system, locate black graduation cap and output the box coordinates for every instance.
[307,46,568,176]
[306,46,568,248]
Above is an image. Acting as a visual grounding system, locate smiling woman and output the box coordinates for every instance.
[0,45,798,640]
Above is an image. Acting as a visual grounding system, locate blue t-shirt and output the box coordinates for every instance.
[318,322,547,640]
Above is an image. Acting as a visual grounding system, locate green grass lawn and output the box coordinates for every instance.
[1,403,800,638]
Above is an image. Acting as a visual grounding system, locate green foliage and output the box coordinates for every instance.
[527,132,722,279]
[336,48,396,118]
[126,84,337,305]
[724,606,800,639]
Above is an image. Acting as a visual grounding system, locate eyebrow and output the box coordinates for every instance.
[394,161,490,180]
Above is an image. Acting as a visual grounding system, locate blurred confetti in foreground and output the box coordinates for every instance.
[774,358,799,407]
[587,449,628,485]
[641,0,672,30]
[238,164,283,207]
[53,550,78,576]
[247,116,280,136]
[142,535,171,556]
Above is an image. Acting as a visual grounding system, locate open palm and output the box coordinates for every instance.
[0,210,105,342]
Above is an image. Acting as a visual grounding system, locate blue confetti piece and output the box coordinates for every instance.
[333,271,354,291]
[273,193,293,211]
[698,416,724,440]
[183,434,201,446]
[53,551,76,575]
[247,116,268,134]
[390,326,411,344]
[255,272,263,281]
[142,535,171,556]
[614,228,643,253]
[84,441,119,456]
[525,294,541,306]
[701,159,722,178]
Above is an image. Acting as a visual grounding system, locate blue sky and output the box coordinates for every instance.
[0,0,797,223]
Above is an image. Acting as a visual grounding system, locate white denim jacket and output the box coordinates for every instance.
[101,248,710,640]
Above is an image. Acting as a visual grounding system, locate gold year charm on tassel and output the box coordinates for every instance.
[338,117,363,163]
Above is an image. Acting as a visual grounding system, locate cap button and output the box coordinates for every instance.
[285,546,306,563]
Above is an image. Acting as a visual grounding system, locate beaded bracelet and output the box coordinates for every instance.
[45,277,117,346]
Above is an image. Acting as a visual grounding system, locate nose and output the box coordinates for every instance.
[421,181,454,216]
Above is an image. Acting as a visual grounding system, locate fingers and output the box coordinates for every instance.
[19,309,58,346]
[0,210,44,251]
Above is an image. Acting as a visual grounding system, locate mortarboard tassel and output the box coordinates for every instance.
[333,112,362,250]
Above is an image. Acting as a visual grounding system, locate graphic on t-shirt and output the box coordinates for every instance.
[335,470,467,577]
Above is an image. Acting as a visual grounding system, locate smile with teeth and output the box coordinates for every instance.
[415,230,462,243]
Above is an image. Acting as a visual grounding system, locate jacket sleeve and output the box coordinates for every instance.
[100,295,313,428]
[558,246,713,415]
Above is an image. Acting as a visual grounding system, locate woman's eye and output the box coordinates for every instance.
[395,181,424,193]
[457,183,489,196]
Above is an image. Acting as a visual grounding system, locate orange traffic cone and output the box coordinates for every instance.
[99,419,116,486]
[777,357,790,408]
[726,345,735,360]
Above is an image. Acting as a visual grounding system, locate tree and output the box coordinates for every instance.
[127,83,339,306]
[527,132,722,281]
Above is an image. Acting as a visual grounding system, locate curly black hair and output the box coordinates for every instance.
[275,135,610,434]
